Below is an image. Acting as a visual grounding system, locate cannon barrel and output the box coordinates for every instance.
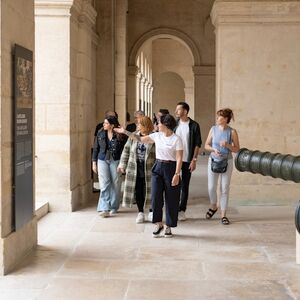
[235,148,300,233]
[235,148,300,182]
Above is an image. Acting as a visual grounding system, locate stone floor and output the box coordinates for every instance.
[1,157,300,299]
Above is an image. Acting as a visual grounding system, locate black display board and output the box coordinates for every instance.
[13,44,33,230]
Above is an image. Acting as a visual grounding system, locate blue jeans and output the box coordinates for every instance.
[97,159,121,212]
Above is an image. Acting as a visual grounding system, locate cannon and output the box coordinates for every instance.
[235,148,300,233]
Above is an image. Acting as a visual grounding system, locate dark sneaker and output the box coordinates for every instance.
[152,224,164,238]
[164,227,173,238]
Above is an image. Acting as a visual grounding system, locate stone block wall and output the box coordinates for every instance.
[127,0,216,141]
[212,0,300,203]
[0,0,37,275]
[95,0,115,126]
[35,0,98,211]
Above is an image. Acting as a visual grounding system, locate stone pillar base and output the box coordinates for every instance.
[0,217,37,275]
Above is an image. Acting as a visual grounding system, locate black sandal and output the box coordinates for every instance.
[221,217,230,225]
[206,208,218,219]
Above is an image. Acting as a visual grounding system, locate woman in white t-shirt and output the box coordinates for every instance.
[115,114,183,238]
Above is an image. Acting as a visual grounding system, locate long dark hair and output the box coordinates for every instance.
[106,116,126,141]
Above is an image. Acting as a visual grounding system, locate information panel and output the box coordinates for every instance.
[14,44,33,230]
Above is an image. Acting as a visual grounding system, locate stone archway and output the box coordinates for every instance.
[152,71,186,114]
[127,27,201,119]
[128,27,201,66]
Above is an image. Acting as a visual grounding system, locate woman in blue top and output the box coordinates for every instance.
[204,108,240,225]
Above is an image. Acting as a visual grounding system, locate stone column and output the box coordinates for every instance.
[95,0,115,120]
[35,0,97,211]
[211,0,300,263]
[147,82,152,117]
[127,65,138,118]
[115,0,127,126]
[143,78,148,114]
[184,86,194,118]
[136,71,142,111]
[145,80,150,116]
[140,77,146,111]
[0,0,37,275]
[150,86,154,117]
[193,65,215,143]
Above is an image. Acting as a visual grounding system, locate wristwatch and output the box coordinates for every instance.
[175,173,180,176]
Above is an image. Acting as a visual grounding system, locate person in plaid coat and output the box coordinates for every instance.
[118,116,156,223]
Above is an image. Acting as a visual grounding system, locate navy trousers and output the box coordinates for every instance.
[179,161,192,212]
[151,160,181,227]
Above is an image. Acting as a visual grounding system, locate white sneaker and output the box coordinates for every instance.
[178,211,187,221]
[109,209,117,216]
[136,212,145,223]
[164,226,173,238]
[99,211,109,218]
[148,211,153,222]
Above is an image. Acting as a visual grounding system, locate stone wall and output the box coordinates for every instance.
[70,1,98,210]
[0,0,37,275]
[35,0,97,211]
[212,0,300,203]
[153,72,185,114]
[95,0,115,125]
[152,38,193,117]
[127,0,216,141]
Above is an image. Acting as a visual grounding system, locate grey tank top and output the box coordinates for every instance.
[210,125,233,161]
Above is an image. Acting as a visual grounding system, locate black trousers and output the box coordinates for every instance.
[135,176,146,212]
[151,160,181,227]
[179,161,192,212]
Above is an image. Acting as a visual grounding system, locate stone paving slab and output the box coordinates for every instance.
[3,202,299,300]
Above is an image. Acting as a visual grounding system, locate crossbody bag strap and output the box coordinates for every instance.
[226,128,232,160]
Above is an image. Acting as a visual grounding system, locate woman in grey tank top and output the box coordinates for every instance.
[204,108,240,225]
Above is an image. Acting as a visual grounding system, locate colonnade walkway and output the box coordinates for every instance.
[1,157,300,299]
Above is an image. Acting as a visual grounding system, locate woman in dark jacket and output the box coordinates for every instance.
[92,116,126,217]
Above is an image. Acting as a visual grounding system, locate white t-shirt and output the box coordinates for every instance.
[175,120,190,162]
[149,132,183,161]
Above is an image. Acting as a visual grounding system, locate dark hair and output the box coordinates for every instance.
[106,116,120,127]
[159,108,169,115]
[160,114,177,131]
[177,101,190,114]
[217,108,234,124]
[105,116,126,141]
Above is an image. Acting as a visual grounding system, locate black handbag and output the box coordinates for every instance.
[211,158,228,173]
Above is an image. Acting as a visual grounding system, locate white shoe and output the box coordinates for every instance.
[99,211,109,218]
[178,211,187,221]
[136,212,145,223]
[148,211,153,222]
[164,226,173,238]
[109,209,117,216]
